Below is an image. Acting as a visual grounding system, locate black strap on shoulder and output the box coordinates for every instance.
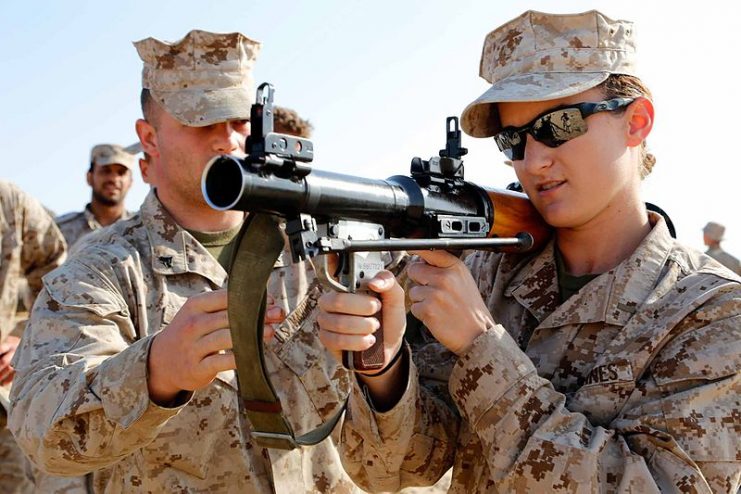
[228,213,345,450]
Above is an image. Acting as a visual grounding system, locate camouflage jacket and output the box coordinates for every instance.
[341,214,741,493]
[0,180,66,342]
[55,204,132,252]
[9,191,361,493]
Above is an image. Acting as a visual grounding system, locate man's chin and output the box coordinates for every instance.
[94,193,122,207]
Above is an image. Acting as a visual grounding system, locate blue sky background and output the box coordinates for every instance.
[2,0,739,256]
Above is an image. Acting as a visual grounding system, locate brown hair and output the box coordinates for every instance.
[273,106,313,138]
[597,75,656,179]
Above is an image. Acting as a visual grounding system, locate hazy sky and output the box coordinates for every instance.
[2,0,739,256]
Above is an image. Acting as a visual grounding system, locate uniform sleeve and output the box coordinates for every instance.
[18,188,66,307]
[0,184,66,341]
[7,259,187,475]
[339,345,460,493]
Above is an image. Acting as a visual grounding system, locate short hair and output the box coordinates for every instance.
[273,106,313,138]
[140,88,159,125]
[597,75,656,179]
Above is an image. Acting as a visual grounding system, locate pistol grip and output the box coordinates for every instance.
[321,245,388,372]
[342,317,385,371]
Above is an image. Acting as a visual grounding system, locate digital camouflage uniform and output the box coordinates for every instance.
[9,191,365,492]
[0,180,66,493]
[0,181,66,360]
[55,205,132,252]
[340,213,741,493]
[48,141,137,493]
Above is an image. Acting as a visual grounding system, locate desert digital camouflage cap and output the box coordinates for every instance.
[703,221,726,241]
[134,30,261,127]
[90,144,137,170]
[461,10,639,137]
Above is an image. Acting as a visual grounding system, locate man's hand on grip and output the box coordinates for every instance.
[317,270,406,375]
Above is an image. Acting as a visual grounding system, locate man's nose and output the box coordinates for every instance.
[212,122,241,154]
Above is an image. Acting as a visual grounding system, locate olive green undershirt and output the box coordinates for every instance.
[554,247,599,302]
[187,223,244,270]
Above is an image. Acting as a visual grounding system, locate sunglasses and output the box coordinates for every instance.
[493,97,635,161]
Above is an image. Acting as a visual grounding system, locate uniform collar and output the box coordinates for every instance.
[140,190,228,286]
[83,203,103,230]
[508,212,675,328]
[83,203,133,229]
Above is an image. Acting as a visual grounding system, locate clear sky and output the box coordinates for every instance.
[2,0,739,256]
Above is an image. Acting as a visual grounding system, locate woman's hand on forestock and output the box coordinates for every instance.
[407,250,494,356]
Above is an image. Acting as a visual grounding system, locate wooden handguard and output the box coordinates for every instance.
[486,188,552,253]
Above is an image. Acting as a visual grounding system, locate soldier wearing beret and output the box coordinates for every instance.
[9,30,362,492]
[0,180,66,492]
[318,10,741,493]
[55,144,135,251]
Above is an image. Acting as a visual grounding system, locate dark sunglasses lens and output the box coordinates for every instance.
[494,130,525,160]
[532,108,587,147]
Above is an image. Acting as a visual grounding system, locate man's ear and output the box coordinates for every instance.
[86,169,93,187]
[626,97,654,147]
[135,119,159,159]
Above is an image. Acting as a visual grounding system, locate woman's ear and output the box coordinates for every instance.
[626,97,654,146]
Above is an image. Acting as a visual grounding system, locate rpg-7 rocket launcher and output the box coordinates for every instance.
[202,82,551,374]
[200,82,551,450]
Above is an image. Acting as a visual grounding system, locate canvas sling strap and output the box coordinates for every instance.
[227,213,346,450]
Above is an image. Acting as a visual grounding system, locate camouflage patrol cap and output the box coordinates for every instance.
[703,222,725,241]
[461,10,639,137]
[134,30,261,127]
[90,144,136,170]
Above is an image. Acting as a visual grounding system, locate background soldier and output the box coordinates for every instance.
[36,140,136,494]
[9,30,361,492]
[273,105,314,138]
[0,180,66,493]
[703,221,741,274]
[55,143,135,250]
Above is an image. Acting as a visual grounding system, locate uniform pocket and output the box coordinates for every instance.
[567,360,636,426]
[266,283,351,436]
[269,282,323,377]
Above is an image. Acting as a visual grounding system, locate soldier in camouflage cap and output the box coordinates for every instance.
[8,30,365,492]
[0,180,66,492]
[460,10,638,138]
[56,143,136,251]
[135,29,259,127]
[317,10,740,493]
[703,221,741,274]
